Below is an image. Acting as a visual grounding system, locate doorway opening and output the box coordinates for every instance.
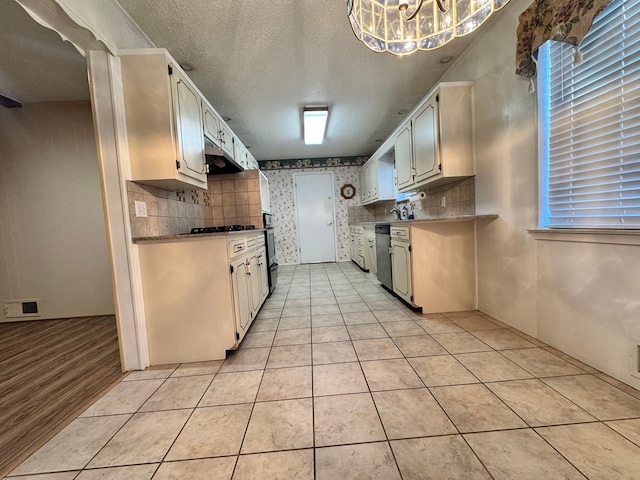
[294,172,338,264]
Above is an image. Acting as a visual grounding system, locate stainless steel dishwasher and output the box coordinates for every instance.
[375,224,392,290]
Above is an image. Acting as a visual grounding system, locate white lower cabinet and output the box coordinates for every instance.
[229,235,266,343]
[349,226,369,271]
[138,232,269,365]
[385,221,476,313]
[257,246,270,303]
[248,252,261,319]
[231,254,252,340]
[390,226,413,304]
[364,226,376,274]
[411,222,476,313]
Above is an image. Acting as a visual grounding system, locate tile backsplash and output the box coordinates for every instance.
[127,170,263,238]
[348,177,475,224]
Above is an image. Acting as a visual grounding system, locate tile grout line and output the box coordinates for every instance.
[80,364,184,473]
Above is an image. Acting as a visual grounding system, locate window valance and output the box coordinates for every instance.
[516,0,612,78]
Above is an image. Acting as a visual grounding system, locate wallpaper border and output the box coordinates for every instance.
[259,156,368,170]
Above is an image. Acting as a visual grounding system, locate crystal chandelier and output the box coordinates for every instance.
[348,0,511,55]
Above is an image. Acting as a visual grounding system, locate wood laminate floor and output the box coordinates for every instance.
[0,315,124,477]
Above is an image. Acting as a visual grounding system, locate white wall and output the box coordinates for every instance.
[443,0,640,388]
[0,102,115,321]
[264,166,361,265]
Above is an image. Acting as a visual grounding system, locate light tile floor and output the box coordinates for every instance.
[7,262,640,479]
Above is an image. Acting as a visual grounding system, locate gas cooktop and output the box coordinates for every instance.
[189,225,256,234]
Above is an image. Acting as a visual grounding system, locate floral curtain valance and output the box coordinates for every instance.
[516,0,612,79]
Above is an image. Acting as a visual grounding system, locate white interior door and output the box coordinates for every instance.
[294,172,337,264]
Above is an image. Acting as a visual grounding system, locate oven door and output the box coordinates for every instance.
[266,228,277,265]
[268,262,278,293]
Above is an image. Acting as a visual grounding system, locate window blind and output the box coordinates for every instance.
[542,0,640,228]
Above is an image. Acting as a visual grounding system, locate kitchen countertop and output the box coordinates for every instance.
[350,215,498,227]
[133,228,267,244]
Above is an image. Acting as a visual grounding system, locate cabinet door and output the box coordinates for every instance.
[234,141,247,169]
[248,252,261,317]
[395,126,413,190]
[231,257,251,342]
[171,69,206,183]
[391,241,412,303]
[257,247,269,302]
[259,171,271,213]
[220,123,234,159]
[369,159,378,200]
[247,151,258,170]
[359,164,369,202]
[203,105,220,144]
[412,99,439,183]
[350,234,357,261]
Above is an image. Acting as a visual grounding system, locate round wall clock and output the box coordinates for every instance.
[340,184,356,199]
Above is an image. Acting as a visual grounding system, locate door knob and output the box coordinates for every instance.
[327,221,333,226]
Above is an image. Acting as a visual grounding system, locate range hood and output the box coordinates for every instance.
[205,141,243,175]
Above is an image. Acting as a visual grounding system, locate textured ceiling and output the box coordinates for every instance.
[115,0,497,161]
[0,0,89,104]
[3,0,512,161]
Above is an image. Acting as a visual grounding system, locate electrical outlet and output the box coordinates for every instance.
[441,196,446,207]
[135,200,148,218]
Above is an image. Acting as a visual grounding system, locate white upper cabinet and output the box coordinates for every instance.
[173,72,206,182]
[359,151,396,205]
[395,125,413,191]
[120,49,207,191]
[259,170,270,212]
[234,140,247,169]
[436,83,474,181]
[397,82,474,193]
[248,152,259,170]
[203,102,221,146]
[203,97,235,162]
[203,98,260,170]
[219,120,234,160]
[412,98,439,184]
[359,162,371,202]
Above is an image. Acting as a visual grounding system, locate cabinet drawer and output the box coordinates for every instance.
[390,226,410,239]
[256,235,265,246]
[228,238,247,259]
[246,236,257,249]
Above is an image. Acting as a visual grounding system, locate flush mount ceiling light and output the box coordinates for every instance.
[303,106,329,145]
[347,0,511,56]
